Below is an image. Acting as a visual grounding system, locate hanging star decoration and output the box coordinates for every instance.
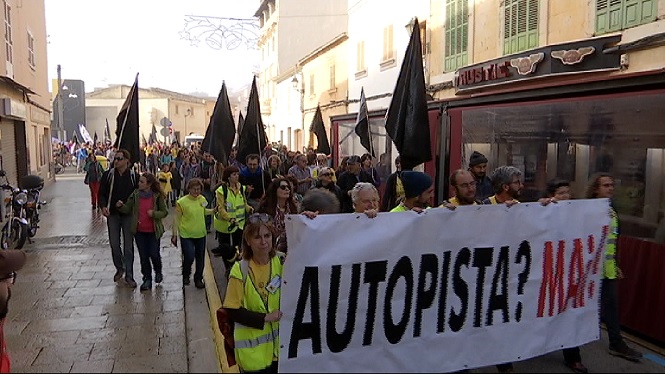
[179,15,260,50]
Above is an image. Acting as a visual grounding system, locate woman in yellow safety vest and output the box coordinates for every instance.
[223,215,283,373]
[213,166,252,273]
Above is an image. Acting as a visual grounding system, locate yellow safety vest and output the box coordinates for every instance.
[213,185,247,234]
[232,256,283,372]
[604,208,619,279]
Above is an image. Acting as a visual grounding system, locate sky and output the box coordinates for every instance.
[45,0,261,96]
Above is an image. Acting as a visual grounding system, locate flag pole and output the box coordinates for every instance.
[256,115,266,197]
[107,73,138,210]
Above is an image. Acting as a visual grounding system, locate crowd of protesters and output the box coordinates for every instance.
[65,135,642,373]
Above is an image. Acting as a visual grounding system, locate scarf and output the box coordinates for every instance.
[139,190,154,199]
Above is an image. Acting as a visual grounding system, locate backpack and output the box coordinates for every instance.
[216,260,250,368]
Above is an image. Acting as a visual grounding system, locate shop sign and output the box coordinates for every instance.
[0,98,27,120]
[455,35,621,94]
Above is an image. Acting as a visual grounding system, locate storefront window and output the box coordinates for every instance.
[460,90,665,241]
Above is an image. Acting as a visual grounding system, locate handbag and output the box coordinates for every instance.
[216,307,237,367]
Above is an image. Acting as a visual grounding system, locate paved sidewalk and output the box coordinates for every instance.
[5,171,218,373]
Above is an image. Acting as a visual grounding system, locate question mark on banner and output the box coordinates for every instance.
[514,240,532,322]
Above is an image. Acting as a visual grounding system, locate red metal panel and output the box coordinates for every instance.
[617,236,665,344]
[423,109,440,180]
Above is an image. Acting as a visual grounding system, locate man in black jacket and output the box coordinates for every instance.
[98,149,139,288]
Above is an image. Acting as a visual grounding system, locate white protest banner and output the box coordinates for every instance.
[279,199,611,373]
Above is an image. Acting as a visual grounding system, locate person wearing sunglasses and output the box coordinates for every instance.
[312,167,343,206]
[98,149,140,288]
[0,249,27,373]
[258,177,298,254]
[222,217,284,373]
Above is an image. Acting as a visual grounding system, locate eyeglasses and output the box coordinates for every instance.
[114,157,125,161]
[278,184,291,191]
[248,213,272,224]
[319,173,332,177]
[601,183,614,188]
[0,272,16,285]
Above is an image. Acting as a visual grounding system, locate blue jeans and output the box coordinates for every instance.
[107,213,135,280]
[134,232,162,282]
[181,236,206,282]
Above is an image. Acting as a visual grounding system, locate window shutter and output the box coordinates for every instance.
[596,0,625,34]
[526,0,539,49]
[444,0,468,72]
[504,0,539,54]
[624,0,657,28]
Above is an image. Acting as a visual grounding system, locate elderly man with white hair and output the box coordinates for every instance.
[351,182,380,218]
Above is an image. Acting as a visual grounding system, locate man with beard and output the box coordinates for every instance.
[390,171,433,212]
[468,151,493,200]
[440,169,480,208]
[0,250,27,372]
[483,166,522,206]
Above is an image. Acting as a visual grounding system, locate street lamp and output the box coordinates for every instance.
[291,74,305,150]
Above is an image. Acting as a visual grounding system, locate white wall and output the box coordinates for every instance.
[347,0,429,112]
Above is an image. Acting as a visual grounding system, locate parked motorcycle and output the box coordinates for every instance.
[21,175,45,238]
[0,171,28,249]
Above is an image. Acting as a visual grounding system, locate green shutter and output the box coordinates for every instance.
[596,0,656,34]
[503,0,539,55]
[444,0,469,72]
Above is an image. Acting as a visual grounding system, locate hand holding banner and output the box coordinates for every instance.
[280,200,610,372]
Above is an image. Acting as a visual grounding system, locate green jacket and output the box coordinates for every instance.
[118,190,169,239]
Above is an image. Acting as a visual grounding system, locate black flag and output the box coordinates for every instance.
[150,123,158,145]
[104,118,112,142]
[384,18,431,170]
[114,74,140,165]
[354,87,374,157]
[202,82,236,165]
[310,105,331,155]
[237,76,268,164]
[72,133,79,144]
[235,111,244,147]
[93,131,98,146]
[142,133,148,146]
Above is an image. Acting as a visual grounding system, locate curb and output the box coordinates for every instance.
[203,250,239,373]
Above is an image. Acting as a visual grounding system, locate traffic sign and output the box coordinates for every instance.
[159,117,172,127]
[160,127,170,137]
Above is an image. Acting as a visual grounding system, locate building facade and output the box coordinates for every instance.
[85,86,214,146]
[51,78,85,142]
[255,0,347,151]
[0,0,50,187]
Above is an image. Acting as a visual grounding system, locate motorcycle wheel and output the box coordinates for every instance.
[28,218,38,238]
[9,221,28,249]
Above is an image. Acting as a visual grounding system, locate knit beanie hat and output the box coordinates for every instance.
[401,171,433,198]
[469,151,488,167]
